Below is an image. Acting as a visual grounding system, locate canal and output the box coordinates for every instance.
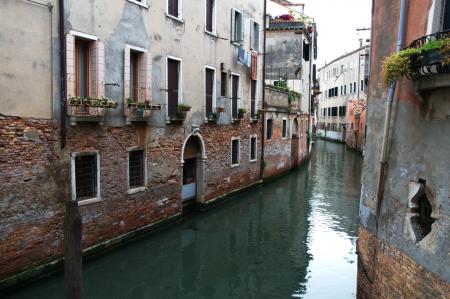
[5,140,362,299]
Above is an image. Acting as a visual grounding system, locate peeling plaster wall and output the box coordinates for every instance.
[360,0,449,287]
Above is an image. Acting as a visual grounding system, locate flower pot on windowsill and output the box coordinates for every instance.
[168,111,187,122]
[217,107,226,113]
[207,112,219,122]
[177,104,191,112]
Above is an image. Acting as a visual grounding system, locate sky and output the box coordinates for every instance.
[267,0,373,67]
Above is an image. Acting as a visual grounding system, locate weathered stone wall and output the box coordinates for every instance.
[345,99,366,150]
[357,227,450,299]
[359,0,450,296]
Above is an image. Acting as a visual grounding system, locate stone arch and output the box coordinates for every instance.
[180,132,206,205]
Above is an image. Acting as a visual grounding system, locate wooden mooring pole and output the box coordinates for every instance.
[64,200,83,299]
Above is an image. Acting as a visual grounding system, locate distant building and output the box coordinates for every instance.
[317,46,369,143]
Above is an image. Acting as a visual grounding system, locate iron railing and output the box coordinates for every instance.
[405,30,450,79]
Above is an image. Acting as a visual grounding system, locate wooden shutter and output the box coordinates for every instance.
[168,59,179,117]
[254,23,260,51]
[232,75,239,118]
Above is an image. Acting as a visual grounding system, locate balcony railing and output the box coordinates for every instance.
[68,97,118,126]
[406,30,450,79]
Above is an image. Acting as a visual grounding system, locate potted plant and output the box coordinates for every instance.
[208,111,219,121]
[217,107,226,113]
[382,47,421,84]
[177,103,191,112]
[127,98,136,108]
[238,108,246,119]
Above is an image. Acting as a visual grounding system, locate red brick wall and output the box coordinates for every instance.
[345,100,366,150]
[357,226,450,299]
[0,116,263,281]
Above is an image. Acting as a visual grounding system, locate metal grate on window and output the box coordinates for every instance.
[75,155,97,200]
[129,150,145,189]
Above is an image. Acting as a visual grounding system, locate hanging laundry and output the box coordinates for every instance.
[251,53,258,80]
[245,52,252,68]
[238,47,246,65]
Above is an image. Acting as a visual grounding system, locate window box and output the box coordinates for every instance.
[177,103,191,112]
[125,99,162,124]
[168,111,187,123]
[68,96,118,126]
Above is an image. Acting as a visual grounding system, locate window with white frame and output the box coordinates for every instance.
[167,0,182,19]
[282,118,287,138]
[124,45,151,104]
[205,66,216,118]
[231,9,243,45]
[250,136,257,162]
[128,148,146,190]
[250,20,260,51]
[167,56,182,118]
[231,138,240,166]
[205,0,216,33]
[72,152,100,201]
[127,0,148,8]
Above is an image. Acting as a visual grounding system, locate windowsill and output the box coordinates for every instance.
[127,0,148,8]
[231,164,240,168]
[232,42,243,47]
[165,13,184,23]
[250,159,257,163]
[250,49,260,54]
[77,197,102,206]
[205,30,218,38]
[127,186,147,195]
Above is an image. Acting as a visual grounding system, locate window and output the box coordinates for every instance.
[130,51,140,101]
[74,153,98,201]
[303,40,310,61]
[353,82,357,93]
[75,39,90,98]
[250,20,260,51]
[251,80,257,117]
[168,0,181,19]
[205,67,215,117]
[328,107,331,116]
[266,119,273,140]
[282,119,287,138]
[128,0,148,7]
[124,45,151,104]
[128,149,145,189]
[340,86,343,95]
[231,9,243,45]
[444,0,450,30]
[231,139,240,166]
[205,0,216,33]
[332,107,338,116]
[231,74,240,119]
[250,136,257,162]
[167,57,182,118]
[361,80,364,92]
[221,72,227,97]
[344,85,347,94]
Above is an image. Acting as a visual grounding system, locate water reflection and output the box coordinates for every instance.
[4,140,362,299]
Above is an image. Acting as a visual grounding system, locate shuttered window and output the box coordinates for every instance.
[168,0,179,18]
[231,74,239,119]
[267,119,273,140]
[282,119,287,138]
[221,72,227,97]
[205,67,215,117]
[250,137,257,161]
[130,51,140,101]
[75,39,90,98]
[251,80,257,118]
[206,0,215,33]
[250,20,260,51]
[168,58,181,117]
[231,9,243,44]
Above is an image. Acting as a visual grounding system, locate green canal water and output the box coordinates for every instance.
[5,140,362,299]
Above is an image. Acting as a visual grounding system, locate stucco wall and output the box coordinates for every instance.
[359,0,449,289]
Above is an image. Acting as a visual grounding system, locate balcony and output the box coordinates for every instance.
[125,99,162,125]
[68,97,118,126]
[383,30,450,93]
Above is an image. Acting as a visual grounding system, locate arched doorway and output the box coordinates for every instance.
[291,118,300,169]
[181,134,206,204]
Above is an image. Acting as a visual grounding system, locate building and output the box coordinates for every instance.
[263,1,317,177]
[317,45,369,143]
[0,0,265,287]
[346,99,366,151]
[358,0,450,297]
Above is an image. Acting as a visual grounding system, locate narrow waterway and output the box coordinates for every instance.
[5,140,362,299]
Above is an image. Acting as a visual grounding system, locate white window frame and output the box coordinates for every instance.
[249,135,258,162]
[231,8,244,46]
[204,65,217,119]
[126,146,148,195]
[124,44,148,101]
[282,117,288,139]
[69,30,99,41]
[127,0,148,8]
[250,19,261,52]
[71,151,101,206]
[204,0,217,35]
[166,55,183,119]
[230,72,241,118]
[230,137,241,167]
[166,0,183,22]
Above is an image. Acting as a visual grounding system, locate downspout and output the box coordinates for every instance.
[308,25,314,153]
[260,0,267,180]
[59,0,67,149]
[375,0,408,232]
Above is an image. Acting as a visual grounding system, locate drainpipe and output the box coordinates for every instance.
[260,0,267,180]
[59,0,67,149]
[375,0,408,231]
[308,25,314,154]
